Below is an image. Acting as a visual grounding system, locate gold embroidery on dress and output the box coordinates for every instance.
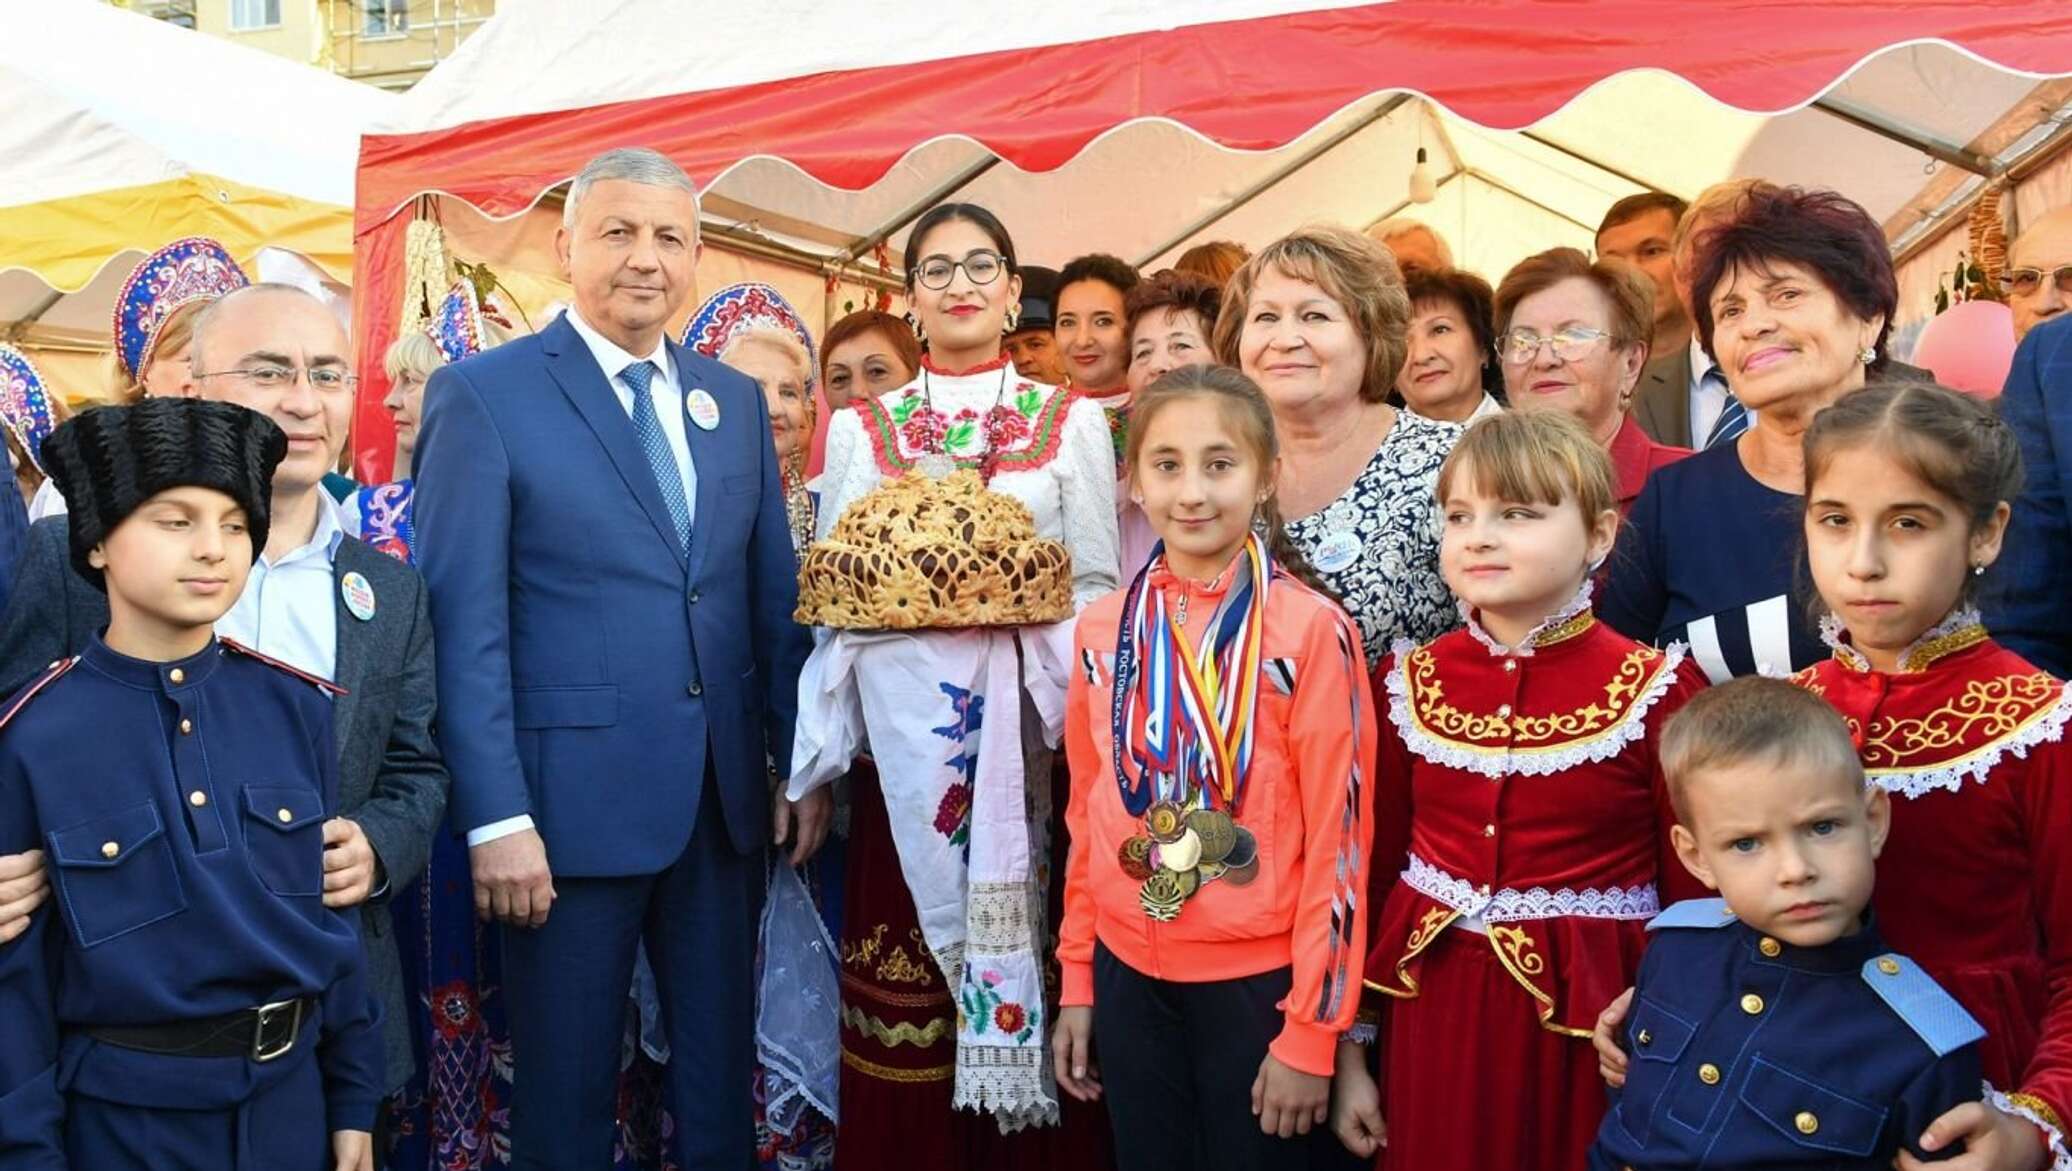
[840,1048,955,1084]
[1531,610,1595,649]
[842,1004,954,1049]
[1487,925,1594,1039]
[843,923,888,971]
[877,929,938,986]
[1404,645,1666,753]
[1859,672,2060,770]
[841,970,952,1009]
[1365,905,1459,1000]
[1901,623,1989,672]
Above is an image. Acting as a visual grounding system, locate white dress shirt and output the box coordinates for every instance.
[1686,336,1726,445]
[467,309,701,849]
[565,306,697,526]
[216,493,345,681]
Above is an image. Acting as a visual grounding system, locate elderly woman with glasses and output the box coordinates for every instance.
[1493,247,1690,514]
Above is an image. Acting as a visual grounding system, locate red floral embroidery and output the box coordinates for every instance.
[899,411,947,452]
[934,783,972,844]
[993,1002,1027,1034]
[984,405,1032,449]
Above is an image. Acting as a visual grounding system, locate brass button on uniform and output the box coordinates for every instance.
[1502,659,1517,672]
[1877,957,1902,976]
[100,841,119,859]
[1482,824,1496,838]
[168,668,186,685]
[277,808,293,823]
[1635,1029,1652,1047]
[188,790,207,808]
[1740,993,1764,1015]
[1759,937,1782,957]
[1698,1063,1721,1085]
[179,718,194,735]
[1795,1111,1819,1135]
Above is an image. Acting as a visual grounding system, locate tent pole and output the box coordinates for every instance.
[1458,168,1600,234]
[1517,131,1673,196]
[833,154,1004,266]
[1810,97,2004,178]
[1132,93,1417,268]
[1,290,65,343]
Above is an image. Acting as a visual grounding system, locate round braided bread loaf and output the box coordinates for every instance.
[796,470,1073,629]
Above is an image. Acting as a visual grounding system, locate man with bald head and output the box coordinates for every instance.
[1366,217,1453,277]
[2007,205,2072,340]
[0,282,448,1142]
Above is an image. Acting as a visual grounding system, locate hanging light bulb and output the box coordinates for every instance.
[1408,147,1437,204]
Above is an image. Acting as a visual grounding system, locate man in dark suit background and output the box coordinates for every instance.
[0,284,449,1124]
[413,146,821,1170]
[1983,313,2072,676]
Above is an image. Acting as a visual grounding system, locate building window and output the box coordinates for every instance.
[364,0,408,35]
[229,0,280,29]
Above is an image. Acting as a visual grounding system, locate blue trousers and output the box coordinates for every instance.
[64,1036,329,1171]
[502,784,763,1171]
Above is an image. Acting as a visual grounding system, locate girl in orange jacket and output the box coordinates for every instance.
[1053,364,1376,1171]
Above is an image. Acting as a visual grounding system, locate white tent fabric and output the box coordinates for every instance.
[378,0,2072,348]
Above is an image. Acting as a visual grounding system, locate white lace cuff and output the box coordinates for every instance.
[1987,1083,2072,1171]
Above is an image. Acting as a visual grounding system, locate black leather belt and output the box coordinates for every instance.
[87,996,314,1063]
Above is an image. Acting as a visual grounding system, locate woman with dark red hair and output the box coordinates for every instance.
[1601,185,1900,682]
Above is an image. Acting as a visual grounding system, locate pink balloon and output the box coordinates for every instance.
[1909,300,2015,398]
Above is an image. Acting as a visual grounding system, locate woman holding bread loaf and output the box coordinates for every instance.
[794,204,1121,1168]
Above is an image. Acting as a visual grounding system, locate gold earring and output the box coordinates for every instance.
[1003,305,1020,334]
[1859,344,1877,366]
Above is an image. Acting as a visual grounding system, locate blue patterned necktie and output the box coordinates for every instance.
[1702,367,1748,450]
[622,359,691,550]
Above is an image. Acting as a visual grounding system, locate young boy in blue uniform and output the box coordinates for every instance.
[0,398,380,1170]
[1591,677,1982,1169]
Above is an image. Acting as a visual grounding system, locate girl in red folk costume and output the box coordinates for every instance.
[1794,383,2072,1171]
[1055,364,1375,1171]
[1333,410,1709,1171]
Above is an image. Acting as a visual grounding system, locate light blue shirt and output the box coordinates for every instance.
[215,494,346,681]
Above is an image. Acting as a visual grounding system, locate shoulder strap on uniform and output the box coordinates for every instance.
[0,657,78,731]
[1645,897,1737,932]
[1863,953,1987,1057]
[219,638,348,697]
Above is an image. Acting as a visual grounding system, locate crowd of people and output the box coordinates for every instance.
[0,139,2069,1171]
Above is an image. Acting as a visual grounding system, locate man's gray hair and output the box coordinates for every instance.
[189,282,333,370]
[564,147,701,229]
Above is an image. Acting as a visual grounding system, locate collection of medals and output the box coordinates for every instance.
[1113,534,1275,923]
[1119,799,1259,921]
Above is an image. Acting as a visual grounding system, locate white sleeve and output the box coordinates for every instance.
[1056,398,1123,607]
[815,409,879,542]
[465,814,535,847]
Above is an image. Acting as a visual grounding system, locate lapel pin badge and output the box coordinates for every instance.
[687,388,721,431]
[341,571,377,622]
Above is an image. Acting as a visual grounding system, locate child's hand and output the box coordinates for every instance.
[332,1128,374,1171]
[1252,1052,1330,1139]
[1330,1040,1387,1157]
[0,850,49,943]
[1594,986,1634,1088]
[1052,1006,1101,1102]
[1897,1101,2049,1171]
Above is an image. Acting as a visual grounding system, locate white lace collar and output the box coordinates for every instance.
[1461,579,1595,659]
[1819,606,1984,674]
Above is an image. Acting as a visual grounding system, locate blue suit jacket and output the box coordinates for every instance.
[413,312,808,874]
[1982,315,2072,679]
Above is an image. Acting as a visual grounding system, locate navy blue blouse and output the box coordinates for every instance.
[1599,443,1827,682]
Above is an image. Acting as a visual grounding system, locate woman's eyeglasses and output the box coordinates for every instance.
[913,250,1006,291]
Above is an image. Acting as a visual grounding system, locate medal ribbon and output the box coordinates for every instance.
[1112,533,1272,817]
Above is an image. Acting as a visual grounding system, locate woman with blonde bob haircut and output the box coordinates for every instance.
[1214,224,1463,666]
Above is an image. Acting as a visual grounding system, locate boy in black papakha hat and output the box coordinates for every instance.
[0,398,381,1171]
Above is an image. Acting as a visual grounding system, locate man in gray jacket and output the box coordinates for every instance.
[0,284,448,1132]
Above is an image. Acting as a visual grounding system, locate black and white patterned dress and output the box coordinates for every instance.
[1283,410,1463,668]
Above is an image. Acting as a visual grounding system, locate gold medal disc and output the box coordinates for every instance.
[1188,810,1237,864]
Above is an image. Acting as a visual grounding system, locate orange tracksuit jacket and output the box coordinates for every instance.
[1058,560,1377,1076]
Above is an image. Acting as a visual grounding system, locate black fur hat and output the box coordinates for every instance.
[39,398,287,590]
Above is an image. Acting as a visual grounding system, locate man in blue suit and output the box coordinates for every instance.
[413,146,823,1170]
[1983,313,2072,678]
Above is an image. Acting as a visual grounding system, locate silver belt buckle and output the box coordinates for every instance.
[251,998,303,1063]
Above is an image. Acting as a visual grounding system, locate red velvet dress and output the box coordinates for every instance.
[1793,614,2072,1163]
[1362,600,1709,1171]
